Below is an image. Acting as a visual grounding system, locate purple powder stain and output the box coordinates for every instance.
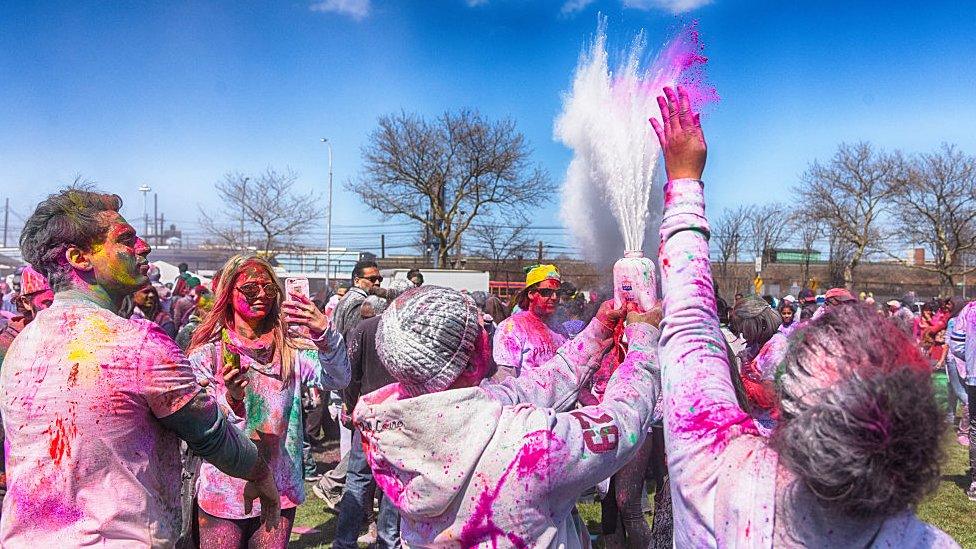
[8,476,83,530]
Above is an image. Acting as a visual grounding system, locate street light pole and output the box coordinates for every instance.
[321,138,334,289]
[240,177,250,251]
[138,184,151,238]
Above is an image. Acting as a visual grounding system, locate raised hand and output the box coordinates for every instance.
[649,85,707,181]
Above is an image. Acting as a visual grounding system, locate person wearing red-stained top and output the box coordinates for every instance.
[492,264,569,379]
[651,86,955,547]
[0,189,280,547]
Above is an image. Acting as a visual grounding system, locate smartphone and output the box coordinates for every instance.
[284,277,311,337]
[284,277,310,302]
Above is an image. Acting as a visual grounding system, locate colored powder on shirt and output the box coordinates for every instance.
[8,478,83,529]
[457,430,565,548]
[671,398,759,452]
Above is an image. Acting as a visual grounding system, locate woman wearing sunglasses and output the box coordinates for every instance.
[492,264,570,379]
[185,254,350,548]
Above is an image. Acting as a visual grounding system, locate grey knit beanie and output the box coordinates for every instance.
[376,285,482,396]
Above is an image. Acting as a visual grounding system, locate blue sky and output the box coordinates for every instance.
[1,0,974,256]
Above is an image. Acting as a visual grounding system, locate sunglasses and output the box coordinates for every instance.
[531,288,559,298]
[236,282,279,299]
[360,275,383,283]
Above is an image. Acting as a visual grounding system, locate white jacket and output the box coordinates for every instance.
[353,319,661,548]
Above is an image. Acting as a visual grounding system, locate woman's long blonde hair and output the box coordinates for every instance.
[187,254,306,378]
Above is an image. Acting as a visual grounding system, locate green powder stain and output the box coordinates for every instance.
[629,433,638,445]
[245,389,270,431]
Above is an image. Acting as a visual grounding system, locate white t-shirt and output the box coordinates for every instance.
[0,295,201,547]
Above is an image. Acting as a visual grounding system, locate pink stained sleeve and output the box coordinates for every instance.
[543,323,661,506]
[658,178,759,484]
[141,324,205,419]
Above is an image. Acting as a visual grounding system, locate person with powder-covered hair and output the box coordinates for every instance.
[730,295,786,430]
[2,188,280,546]
[353,283,662,548]
[651,86,955,547]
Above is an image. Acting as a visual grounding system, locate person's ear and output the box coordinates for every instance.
[65,245,95,273]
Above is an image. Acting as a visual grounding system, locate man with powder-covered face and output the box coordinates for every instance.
[0,188,281,546]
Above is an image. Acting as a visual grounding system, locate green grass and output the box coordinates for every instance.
[289,438,976,548]
[917,437,975,547]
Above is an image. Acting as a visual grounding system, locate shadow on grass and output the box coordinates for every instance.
[289,514,337,549]
[945,473,972,492]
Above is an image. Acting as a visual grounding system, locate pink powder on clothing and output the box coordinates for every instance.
[671,398,759,452]
[8,476,83,529]
[458,430,565,548]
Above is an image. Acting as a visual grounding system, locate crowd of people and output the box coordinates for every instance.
[0,86,967,548]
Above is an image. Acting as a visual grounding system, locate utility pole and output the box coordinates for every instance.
[381,234,386,259]
[153,193,158,246]
[321,138,334,288]
[240,177,250,251]
[3,198,8,248]
[537,240,544,263]
[138,184,151,239]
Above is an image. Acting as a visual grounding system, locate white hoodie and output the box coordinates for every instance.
[353,319,660,548]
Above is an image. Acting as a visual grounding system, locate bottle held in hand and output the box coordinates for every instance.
[613,251,658,314]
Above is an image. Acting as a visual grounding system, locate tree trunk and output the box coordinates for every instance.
[942,272,955,298]
[437,238,450,269]
[843,260,855,291]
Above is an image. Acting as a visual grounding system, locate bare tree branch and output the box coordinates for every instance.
[199,168,320,259]
[794,142,903,289]
[348,110,554,268]
[712,206,752,289]
[892,144,976,295]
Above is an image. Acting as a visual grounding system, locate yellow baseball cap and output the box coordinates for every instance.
[525,264,560,288]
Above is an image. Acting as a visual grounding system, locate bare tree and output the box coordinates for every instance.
[470,217,533,282]
[825,226,855,289]
[199,168,319,259]
[893,144,976,295]
[790,216,822,288]
[350,110,554,268]
[795,143,903,289]
[747,202,789,263]
[712,206,752,292]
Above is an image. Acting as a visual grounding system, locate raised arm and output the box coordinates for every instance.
[309,327,352,390]
[284,292,352,390]
[651,87,759,502]
[541,317,662,507]
[483,301,621,410]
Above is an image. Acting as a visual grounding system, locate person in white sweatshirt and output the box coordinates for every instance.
[353,284,661,548]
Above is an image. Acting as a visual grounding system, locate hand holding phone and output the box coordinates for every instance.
[283,277,327,338]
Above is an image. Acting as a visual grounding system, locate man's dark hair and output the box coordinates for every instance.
[406,268,424,284]
[178,262,189,272]
[20,188,123,292]
[352,258,379,280]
